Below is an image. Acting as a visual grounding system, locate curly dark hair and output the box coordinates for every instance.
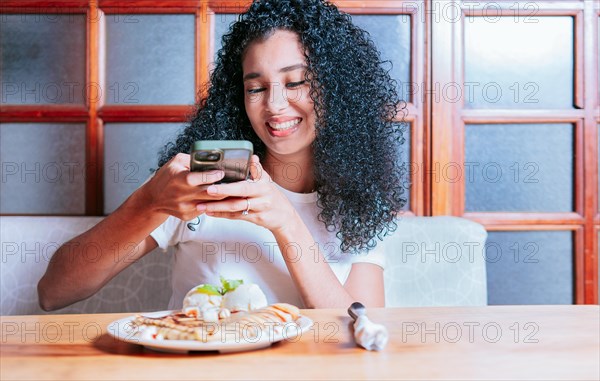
[158,0,408,253]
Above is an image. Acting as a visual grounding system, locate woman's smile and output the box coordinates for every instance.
[266,117,303,136]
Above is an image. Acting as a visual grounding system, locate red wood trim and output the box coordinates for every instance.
[0,0,87,6]
[86,1,102,215]
[392,104,418,122]
[335,0,426,15]
[0,106,88,121]
[589,226,600,303]
[408,119,421,216]
[454,9,466,216]
[100,8,197,14]
[430,0,456,216]
[0,6,88,13]
[482,224,583,232]
[462,109,585,123]
[409,4,425,216]
[98,105,195,122]
[461,1,584,15]
[421,0,431,216]
[207,1,251,14]
[96,7,106,109]
[197,7,211,103]
[574,10,585,109]
[574,120,585,216]
[575,227,585,304]
[583,1,599,304]
[399,112,414,123]
[206,1,420,14]
[397,210,415,218]
[464,212,585,226]
[584,222,598,304]
[405,103,418,117]
[99,1,200,8]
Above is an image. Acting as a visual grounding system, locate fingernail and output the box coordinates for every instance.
[207,185,218,194]
[197,204,206,211]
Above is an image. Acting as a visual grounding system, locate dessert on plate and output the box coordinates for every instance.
[131,277,301,343]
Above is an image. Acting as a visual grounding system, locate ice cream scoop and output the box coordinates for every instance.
[182,285,223,322]
[348,302,389,351]
[222,283,268,312]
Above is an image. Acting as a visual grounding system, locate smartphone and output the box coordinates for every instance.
[190,140,253,183]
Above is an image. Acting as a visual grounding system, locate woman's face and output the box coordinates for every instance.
[242,30,316,160]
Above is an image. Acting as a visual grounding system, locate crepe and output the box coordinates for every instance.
[132,303,301,343]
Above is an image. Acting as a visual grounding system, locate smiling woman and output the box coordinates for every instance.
[37,0,407,312]
[242,30,317,183]
[158,0,407,253]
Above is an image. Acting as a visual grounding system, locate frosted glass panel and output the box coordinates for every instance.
[1,14,86,105]
[214,14,238,59]
[352,15,411,103]
[465,17,573,109]
[465,124,573,212]
[486,231,573,305]
[0,123,86,214]
[103,123,186,214]
[106,15,195,105]
[397,122,411,211]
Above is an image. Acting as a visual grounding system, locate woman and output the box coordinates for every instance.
[38,0,406,311]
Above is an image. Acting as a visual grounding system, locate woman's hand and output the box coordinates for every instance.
[199,155,298,234]
[141,153,227,221]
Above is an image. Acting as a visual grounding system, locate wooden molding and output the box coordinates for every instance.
[0,106,88,121]
[97,105,196,122]
[583,0,599,304]
[86,0,102,215]
[462,109,585,123]
[464,212,585,226]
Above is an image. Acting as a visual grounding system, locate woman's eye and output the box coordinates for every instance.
[286,80,306,88]
[246,87,265,94]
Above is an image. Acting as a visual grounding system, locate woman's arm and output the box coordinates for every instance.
[38,154,225,311]
[271,213,385,308]
[37,191,165,311]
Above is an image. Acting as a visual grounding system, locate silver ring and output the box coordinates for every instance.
[242,198,250,215]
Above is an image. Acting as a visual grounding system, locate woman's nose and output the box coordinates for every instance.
[265,82,289,113]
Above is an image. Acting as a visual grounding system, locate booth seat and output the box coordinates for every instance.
[0,216,487,315]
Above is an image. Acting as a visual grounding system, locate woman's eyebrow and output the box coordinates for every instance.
[243,63,306,81]
[280,63,306,73]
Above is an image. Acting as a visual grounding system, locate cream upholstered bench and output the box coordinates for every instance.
[0,216,172,315]
[0,216,487,315]
[383,216,488,307]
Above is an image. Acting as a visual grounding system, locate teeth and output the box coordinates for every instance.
[268,118,301,131]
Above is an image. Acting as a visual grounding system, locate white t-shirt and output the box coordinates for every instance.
[150,184,386,309]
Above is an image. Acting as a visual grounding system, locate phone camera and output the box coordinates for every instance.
[195,151,221,162]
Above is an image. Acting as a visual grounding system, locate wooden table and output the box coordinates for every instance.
[1,305,598,380]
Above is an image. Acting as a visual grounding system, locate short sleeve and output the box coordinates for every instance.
[150,215,187,252]
[349,241,387,269]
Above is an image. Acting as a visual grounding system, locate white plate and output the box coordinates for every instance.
[107,310,313,353]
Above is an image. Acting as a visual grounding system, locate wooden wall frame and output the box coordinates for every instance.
[431,0,598,303]
[585,0,600,304]
[1,0,597,303]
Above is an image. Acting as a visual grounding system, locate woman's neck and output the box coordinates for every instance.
[263,150,315,194]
